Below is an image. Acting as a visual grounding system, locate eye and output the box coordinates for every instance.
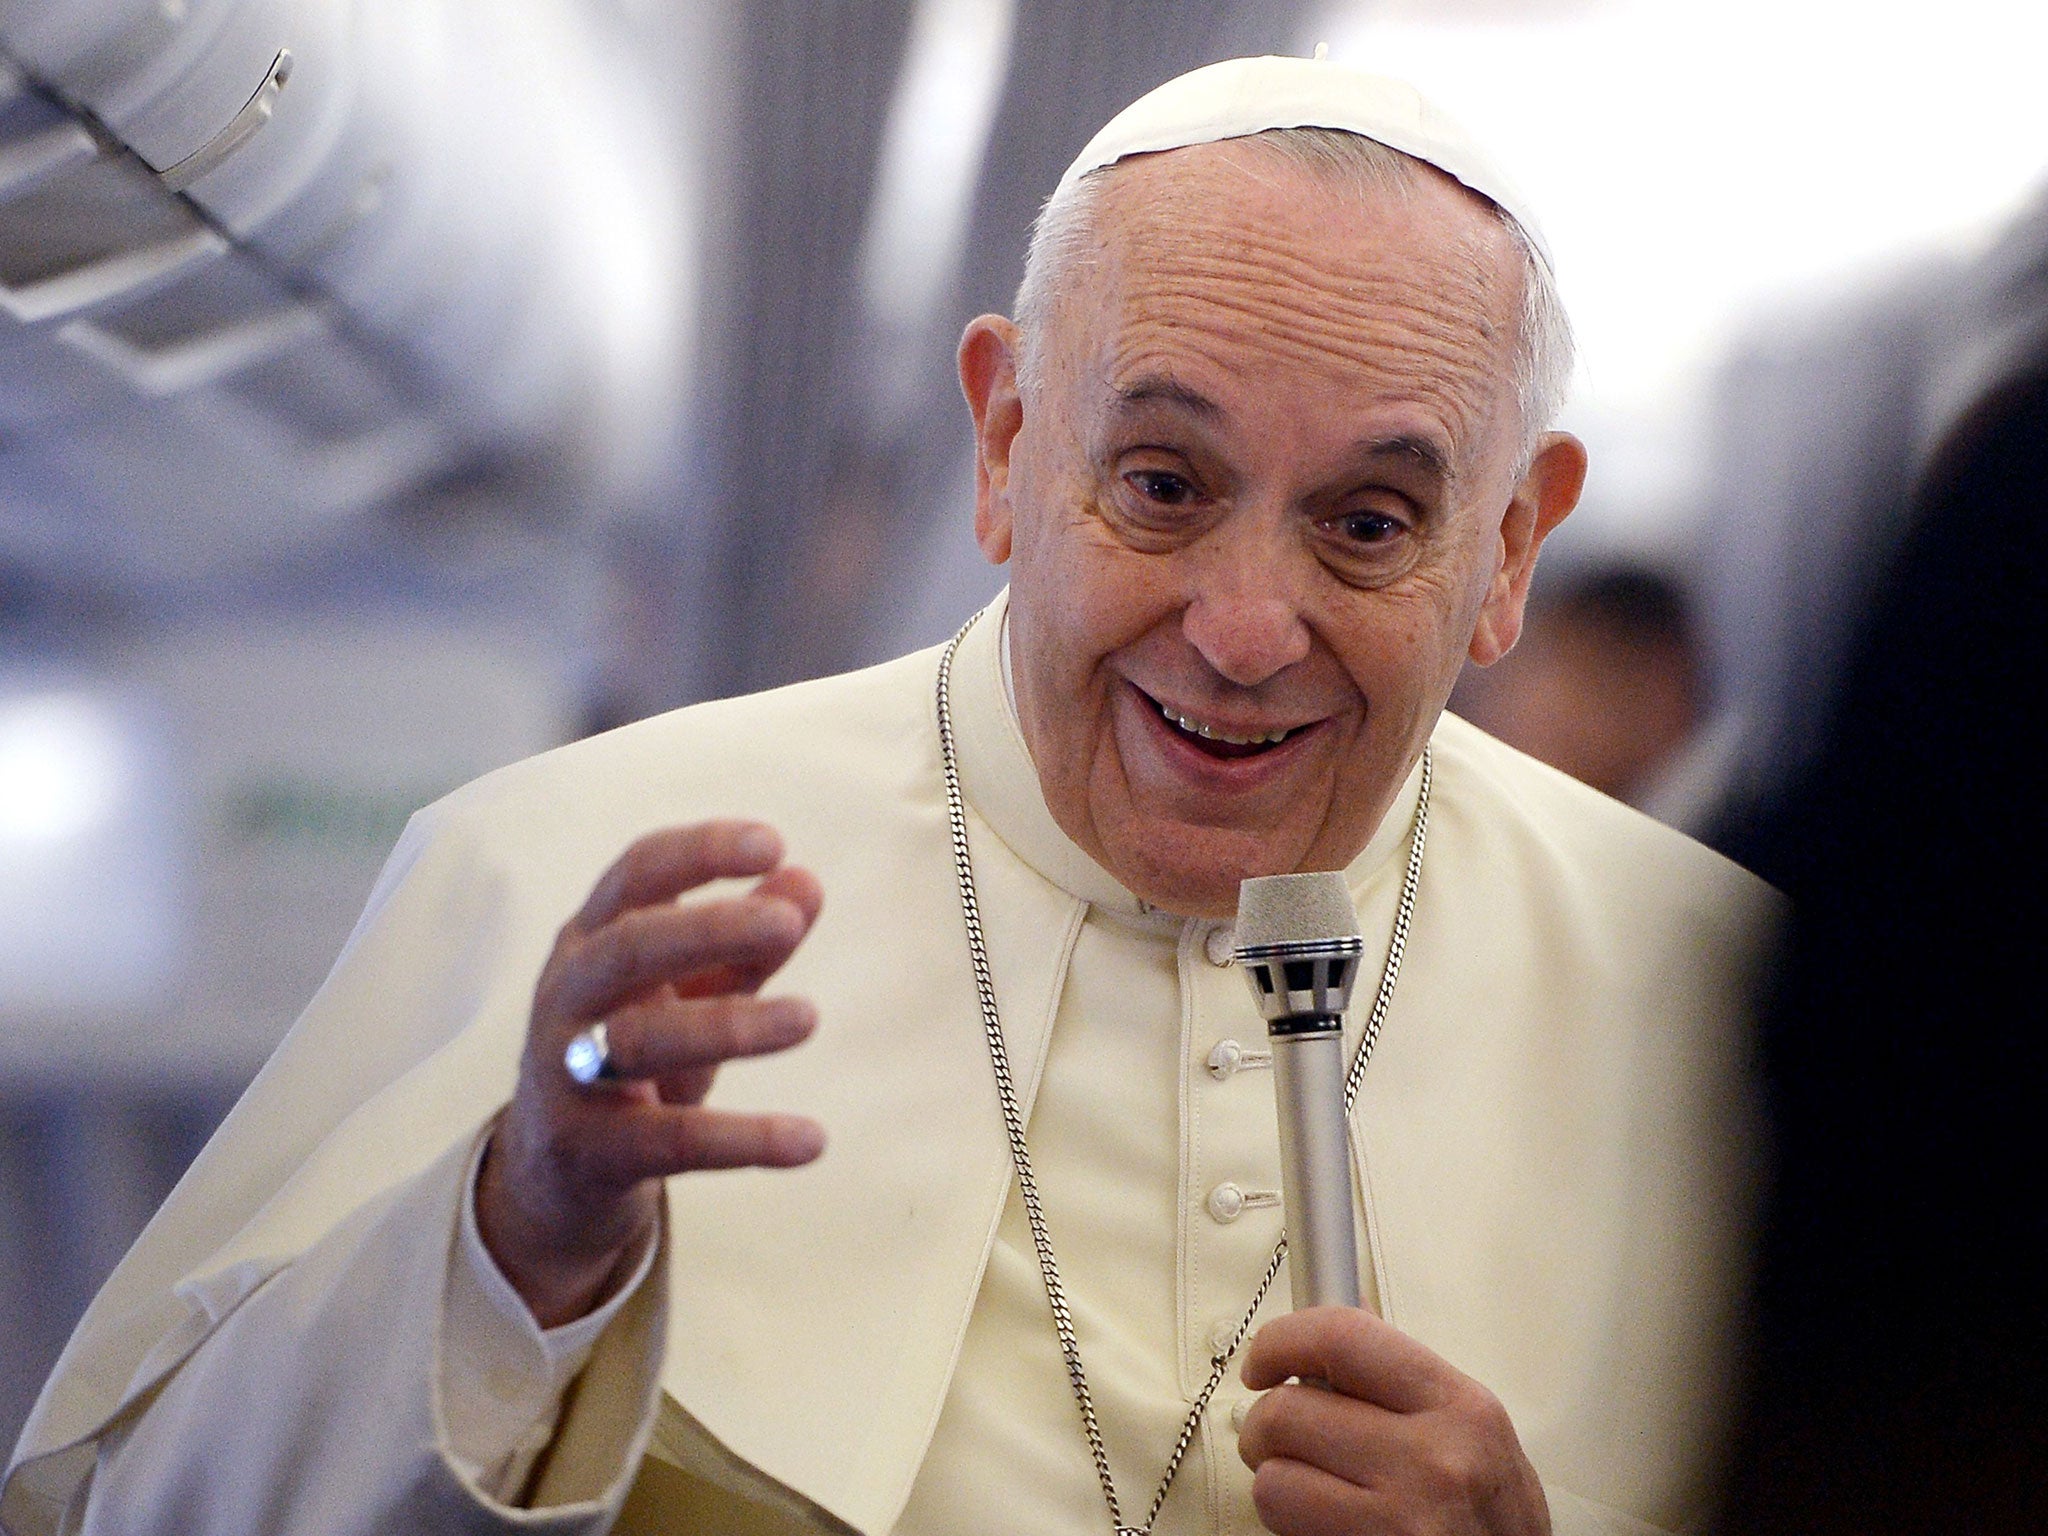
[1124,468,1198,505]
[1314,499,1422,586]
[1336,510,1405,545]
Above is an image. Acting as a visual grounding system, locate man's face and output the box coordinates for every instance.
[963,141,1582,917]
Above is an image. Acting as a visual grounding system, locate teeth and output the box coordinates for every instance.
[1166,708,1292,747]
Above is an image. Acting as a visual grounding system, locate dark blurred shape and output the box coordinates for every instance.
[1712,187,2048,1535]
[1452,560,1705,812]
[1693,264,1955,842]
[0,559,132,654]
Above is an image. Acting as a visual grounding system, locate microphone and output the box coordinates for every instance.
[1233,872,1364,1311]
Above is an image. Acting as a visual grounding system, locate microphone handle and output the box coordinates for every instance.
[1271,1019,1362,1310]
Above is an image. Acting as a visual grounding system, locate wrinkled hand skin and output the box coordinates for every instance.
[1237,1308,1551,1536]
[477,821,826,1328]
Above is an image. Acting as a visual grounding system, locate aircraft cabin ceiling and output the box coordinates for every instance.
[0,0,689,592]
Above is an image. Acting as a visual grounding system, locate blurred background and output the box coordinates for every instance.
[3,0,2044,1472]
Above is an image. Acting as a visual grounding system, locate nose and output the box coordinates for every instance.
[1179,518,1314,688]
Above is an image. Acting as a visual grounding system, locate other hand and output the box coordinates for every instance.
[1237,1307,1550,1536]
[478,820,824,1327]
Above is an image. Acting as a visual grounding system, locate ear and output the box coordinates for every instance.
[958,314,1025,565]
[1467,432,1588,665]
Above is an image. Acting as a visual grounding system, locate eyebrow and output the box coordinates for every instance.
[1110,375,1222,420]
[1358,433,1455,485]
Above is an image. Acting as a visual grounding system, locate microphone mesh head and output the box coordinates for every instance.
[1235,871,1361,948]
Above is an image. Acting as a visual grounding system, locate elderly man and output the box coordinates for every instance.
[5,57,1772,1536]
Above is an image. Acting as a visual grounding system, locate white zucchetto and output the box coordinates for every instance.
[1055,53,1553,272]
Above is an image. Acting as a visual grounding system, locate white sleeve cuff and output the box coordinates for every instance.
[440,1127,660,1499]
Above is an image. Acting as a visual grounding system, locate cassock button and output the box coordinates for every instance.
[1229,1396,1253,1431]
[1207,1039,1243,1079]
[1208,1317,1239,1356]
[1204,924,1237,967]
[1206,1182,1246,1222]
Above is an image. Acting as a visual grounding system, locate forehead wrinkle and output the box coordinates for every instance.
[1114,162,1514,302]
[1095,164,1520,377]
[1165,213,1504,305]
[1104,270,1505,447]
[1144,231,1509,351]
[1136,268,1503,378]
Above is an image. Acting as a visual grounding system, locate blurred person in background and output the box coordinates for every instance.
[1448,560,1728,830]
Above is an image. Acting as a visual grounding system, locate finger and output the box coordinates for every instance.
[1248,1456,1384,1536]
[598,994,818,1078]
[653,1063,716,1106]
[551,892,812,1024]
[668,866,827,1000]
[1236,1382,1403,1490]
[755,864,824,926]
[569,822,785,936]
[1241,1308,1449,1414]
[580,1103,827,1184]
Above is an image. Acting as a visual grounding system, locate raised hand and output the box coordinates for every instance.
[477,821,825,1327]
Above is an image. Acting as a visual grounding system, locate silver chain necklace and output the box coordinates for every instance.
[933,622,1433,1536]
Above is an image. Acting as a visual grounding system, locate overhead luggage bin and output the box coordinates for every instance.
[0,109,228,328]
[0,1,689,582]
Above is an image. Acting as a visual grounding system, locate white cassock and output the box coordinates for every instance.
[4,595,1777,1536]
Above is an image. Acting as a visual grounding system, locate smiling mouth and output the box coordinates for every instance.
[1148,694,1301,760]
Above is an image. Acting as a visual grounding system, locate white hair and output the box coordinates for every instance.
[1012,126,1575,459]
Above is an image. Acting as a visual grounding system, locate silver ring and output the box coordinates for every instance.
[564,1020,617,1086]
